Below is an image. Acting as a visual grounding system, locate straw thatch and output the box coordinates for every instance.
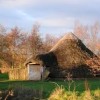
[25,56,40,66]
[36,33,98,78]
[26,32,98,78]
[37,33,96,68]
[50,32,96,69]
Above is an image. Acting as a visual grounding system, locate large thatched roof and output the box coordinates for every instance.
[25,32,99,78]
[48,32,96,69]
[36,33,96,69]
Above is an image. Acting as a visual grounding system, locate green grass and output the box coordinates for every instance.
[0,73,9,80]
[0,73,100,98]
[0,79,100,98]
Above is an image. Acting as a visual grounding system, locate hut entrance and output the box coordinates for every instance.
[27,63,50,80]
[27,63,43,80]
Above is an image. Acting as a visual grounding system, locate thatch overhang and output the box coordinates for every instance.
[25,56,41,66]
[36,52,58,67]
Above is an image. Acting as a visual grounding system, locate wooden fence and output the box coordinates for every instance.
[9,68,28,80]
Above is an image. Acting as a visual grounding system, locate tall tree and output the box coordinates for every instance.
[27,24,43,58]
[89,22,100,54]
[74,21,100,55]
[74,21,89,42]
[43,33,59,52]
[0,25,12,67]
[6,27,26,68]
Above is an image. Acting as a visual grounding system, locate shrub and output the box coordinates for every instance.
[0,84,45,100]
[93,89,100,100]
[48,86,78,100]
[48,86,100,100]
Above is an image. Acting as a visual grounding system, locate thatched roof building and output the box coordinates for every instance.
[26,32,98,78]
[49,32,96,69]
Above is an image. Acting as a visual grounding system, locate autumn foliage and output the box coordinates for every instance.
[0,24,58,69]
[0,22,100,73]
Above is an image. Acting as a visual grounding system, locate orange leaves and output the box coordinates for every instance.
[86,57,100,76]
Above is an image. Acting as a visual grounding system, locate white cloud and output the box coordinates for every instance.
[1,0,99,8]
[0,0,39,8]
[0,0,100,34]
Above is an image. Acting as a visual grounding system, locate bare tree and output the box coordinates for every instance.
[5,27,27,68]
[0,25,12,68]
[74,21,100,55]
[27,24,43,58]
[43,33,59,52]
[89,22,100,54]
[74,21,89,42]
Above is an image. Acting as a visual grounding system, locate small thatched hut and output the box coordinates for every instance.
[26,32,99,78]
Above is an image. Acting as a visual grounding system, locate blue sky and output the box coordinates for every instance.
[0,0,100,36]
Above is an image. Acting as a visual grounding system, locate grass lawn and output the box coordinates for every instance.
[0,79,99,91]
[0,73,9,81]
[0,73,100,98]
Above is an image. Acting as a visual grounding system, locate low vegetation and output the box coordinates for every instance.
[0,80,100,99]
[0,85,45,100]
[0,73,100,99]
[49,86,100,100]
